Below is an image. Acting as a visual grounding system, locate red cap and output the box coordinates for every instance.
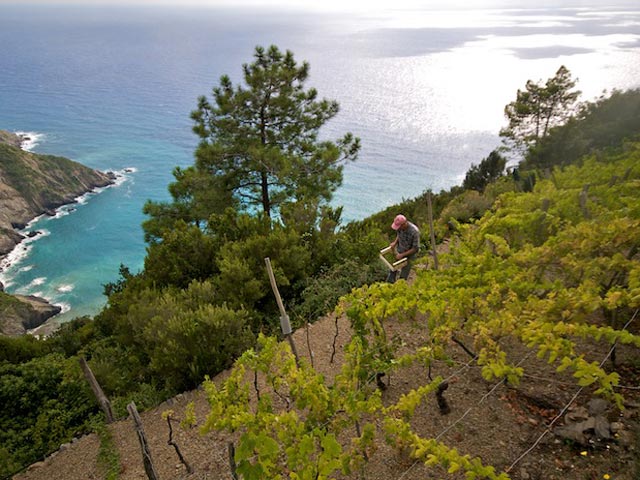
[391,214,406,230]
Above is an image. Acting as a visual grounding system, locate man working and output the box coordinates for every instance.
[387,214,420,283]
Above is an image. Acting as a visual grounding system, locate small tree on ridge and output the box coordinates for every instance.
[500,65,580,155]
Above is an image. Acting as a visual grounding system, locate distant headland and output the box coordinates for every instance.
[0,129,115,335]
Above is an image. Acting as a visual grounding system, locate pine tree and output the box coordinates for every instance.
[500,65,580,155]
[190,45,360,220]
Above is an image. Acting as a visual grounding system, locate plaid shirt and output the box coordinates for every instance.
[397,222,420,257]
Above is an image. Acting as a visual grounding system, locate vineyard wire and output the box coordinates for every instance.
[434,350,535,442]
[505,308,639,474]
[440,361,580,388]
[210,445,231,468]
[615,384,640,391]
[201,303,637,478]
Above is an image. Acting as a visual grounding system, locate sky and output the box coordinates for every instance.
[0,0,454,8]
[2,0,637,11]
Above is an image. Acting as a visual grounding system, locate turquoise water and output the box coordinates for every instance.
[0,3,639,322]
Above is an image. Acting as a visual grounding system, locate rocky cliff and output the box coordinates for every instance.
[0,130,114,255]
[0,291,62,336]
[0,130,24,148]
[0,130,114,335]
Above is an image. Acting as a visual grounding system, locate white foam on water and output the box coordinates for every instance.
[71,167,134,207]
[14,131,45,151]
[56,284,75,293]
[57,302,71,314]
[74,188,96,205]
[51,207,74,219]
[0,230,49,286]
[1,237,35,273]
[110,167,136,188]
[25,215,46,229]
[29,277,47,287]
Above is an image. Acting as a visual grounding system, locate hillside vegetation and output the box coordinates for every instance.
[1,51,639,479]
[189,140,640,480]
[10,132,640,480]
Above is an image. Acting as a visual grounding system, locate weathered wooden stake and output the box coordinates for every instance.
[427,190,439,270]
[579,185,591,219]
[228,442,238,480]
[79,356,114,423]
[264,257,300,364]
[127,402,160,480]
[330,314,340,364]
[305,321,315,368]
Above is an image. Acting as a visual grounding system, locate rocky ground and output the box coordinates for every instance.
[14,291,640,480]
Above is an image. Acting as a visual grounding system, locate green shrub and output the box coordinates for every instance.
[110,383,168,420]
[0,354,98,477]
[292,259,386,325]
[0,334,49,363]
[145,302,255,391]
[439,190,493,225]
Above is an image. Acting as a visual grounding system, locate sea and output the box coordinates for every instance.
[0,1,639,324]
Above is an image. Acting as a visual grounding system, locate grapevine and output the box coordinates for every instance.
[197,144,640,478]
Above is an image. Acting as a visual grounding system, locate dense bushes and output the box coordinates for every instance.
[524,88,640,169]
[0,354,99,478]
[91,280,255,394]
[291,259,387,325]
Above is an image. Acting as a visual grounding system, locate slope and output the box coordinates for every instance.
[14,143,640,480]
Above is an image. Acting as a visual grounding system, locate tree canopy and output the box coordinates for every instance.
[500,65,580,155]
[172,45,359,228]
[524,88,640,169]
[462,149,506,192]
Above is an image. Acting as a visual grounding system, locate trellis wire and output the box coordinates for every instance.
[505,308,639,474]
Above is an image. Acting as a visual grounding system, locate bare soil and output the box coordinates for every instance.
[15,280,640,480]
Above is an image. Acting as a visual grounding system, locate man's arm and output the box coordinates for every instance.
[396,246,417,259]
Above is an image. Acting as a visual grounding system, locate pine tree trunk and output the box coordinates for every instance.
[261,170,270,218]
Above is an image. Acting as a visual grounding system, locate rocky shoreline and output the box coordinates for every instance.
[0,130,116,336]
[0,289,62,336]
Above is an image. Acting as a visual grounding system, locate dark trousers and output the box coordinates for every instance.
[386,259,412,283]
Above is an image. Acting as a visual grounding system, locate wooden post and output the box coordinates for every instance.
[228,442,238,480]
[127,402,160,480]
[427,191,439,270]
[79,356,114,423]
[579,185,591,219]
[264,257,300,364]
